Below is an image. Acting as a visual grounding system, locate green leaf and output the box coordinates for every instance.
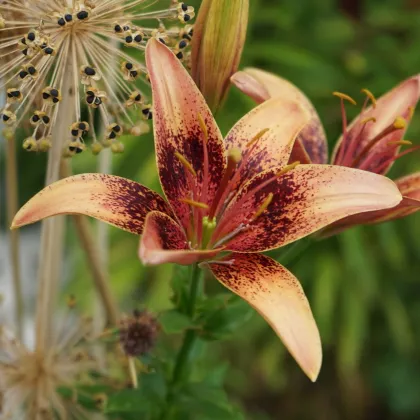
[159,309,193,334]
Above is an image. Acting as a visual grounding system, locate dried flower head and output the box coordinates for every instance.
[0,301,103,419]
[0,0,195,156]
[119,309,159,357]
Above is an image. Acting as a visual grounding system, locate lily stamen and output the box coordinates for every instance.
[276,161,300,177]
[246,128,270,148]
[361,88,377,108]
[212,223,247,248]
[180,198,209,209]
[175,151,197,177]
[198,113,208,145]
[253,193,273,220]
[332,92,357,105]
[388,140,412,146]
[361,117,376,125]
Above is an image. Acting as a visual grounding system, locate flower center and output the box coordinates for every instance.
[333,89,417,173]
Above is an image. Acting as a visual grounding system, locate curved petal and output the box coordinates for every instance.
[332,74,420,174]
[146,39,226,230]
[216,165,402,252]
[139,211,222,266]
[11,174,172,234]
[208,253,322,381]
[320,172,420,236]
[224,96,310,190]
[231,68,328,164]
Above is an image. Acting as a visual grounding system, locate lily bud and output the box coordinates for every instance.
[191,0,249,113]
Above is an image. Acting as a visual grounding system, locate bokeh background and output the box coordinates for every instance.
[1,0,420,418]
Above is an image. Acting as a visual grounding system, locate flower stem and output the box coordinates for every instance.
[4,129,23,339]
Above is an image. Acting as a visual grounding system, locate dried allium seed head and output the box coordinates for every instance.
[119,310,159,357]
[0,0,195,156]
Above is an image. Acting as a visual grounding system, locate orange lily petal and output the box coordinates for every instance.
[332,75,420,174]
[224,96,310,190]
[11,174,172,234]
[217,165,402,252]
[231,68,328,164]
[139,211,222,266]
[320,172,420,236]
[208,253,322,381]
[146,39,226,231]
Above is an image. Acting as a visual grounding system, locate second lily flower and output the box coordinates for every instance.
[12,40,402,381]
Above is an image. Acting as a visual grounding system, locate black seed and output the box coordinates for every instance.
[71,129,79,137]
[22,49,28,56]
[27,32,35,41]
[109,131,117,139]
[148,111,153,120]
[135,94,141,101]
[134,34,142,43]
[114,24,122,33]
[142,108,150,115]
[84,67,96,76]
[40,42,47,49]
[45,47,54,55]
[43,92,50,99]
[86,90,94,96]
[113,125,121,133]
[3,114,10,121]
[21,37,26,45]
[125,62,133,70]
[176,51,183,59]
[65,14,73,22]
[58,17,66,26]
[7,92,13,98]
[76,147,83,154]
[183,14,191,22]
[189,28,194,36]
[182,34,191,41]
[130,70,138,78]
[86,95,94,104]
[94,97,102,106]
[179,40,187,49]
[79,122,86,130]
[53,97,59,103]
[11,90,20,97]
[77,10,89,20]
[69,146,76,152]
[50,89,59,97]
[125,35,133,43]
[158,38,166,45]
[181,3,188,11]
[123,25,130,31]
[26,143,32,150]
[28,66,36,75]
[43,116,50,124]
[32,115,40,122]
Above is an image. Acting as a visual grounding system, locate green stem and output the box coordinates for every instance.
[172,264,201,384]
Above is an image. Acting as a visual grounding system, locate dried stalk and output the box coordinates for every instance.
[4,130,23,339]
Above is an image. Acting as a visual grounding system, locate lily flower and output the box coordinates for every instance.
[232,69,420,232]
[12,40,402,381]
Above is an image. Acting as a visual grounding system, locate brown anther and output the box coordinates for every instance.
[253,193,274,220]
[361,88,377,108]
[175,151,197,177]
[276,161,300,177]
[246,128,270,148]
[361,116,376,125]
[388,140,412,146]
[227,147,242,164]
[198,113,208,144]
[333,91,357,105]
[180,198,209,209]
[393,117,407,130]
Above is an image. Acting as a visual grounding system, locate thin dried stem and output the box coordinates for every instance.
[4,129,23,339]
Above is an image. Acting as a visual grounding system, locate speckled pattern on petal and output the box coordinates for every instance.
[224,96,310,190]
[139,211,222,265]
[208,252,322,381]
[12,174,173,234]
[146,39,226,231]
[217,165,401,252]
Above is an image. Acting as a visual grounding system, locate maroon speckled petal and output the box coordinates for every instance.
[320,172,420,236]
[224,96,310,190]
[139,211,223,266]
[208,253,322,381]
[146,39,226,230]
[11,174,172,234]
[332,75,420,175]
[231,68,328,164]
[216,165,402,252]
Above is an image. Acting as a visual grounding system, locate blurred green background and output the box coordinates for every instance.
[2,0,420,418]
